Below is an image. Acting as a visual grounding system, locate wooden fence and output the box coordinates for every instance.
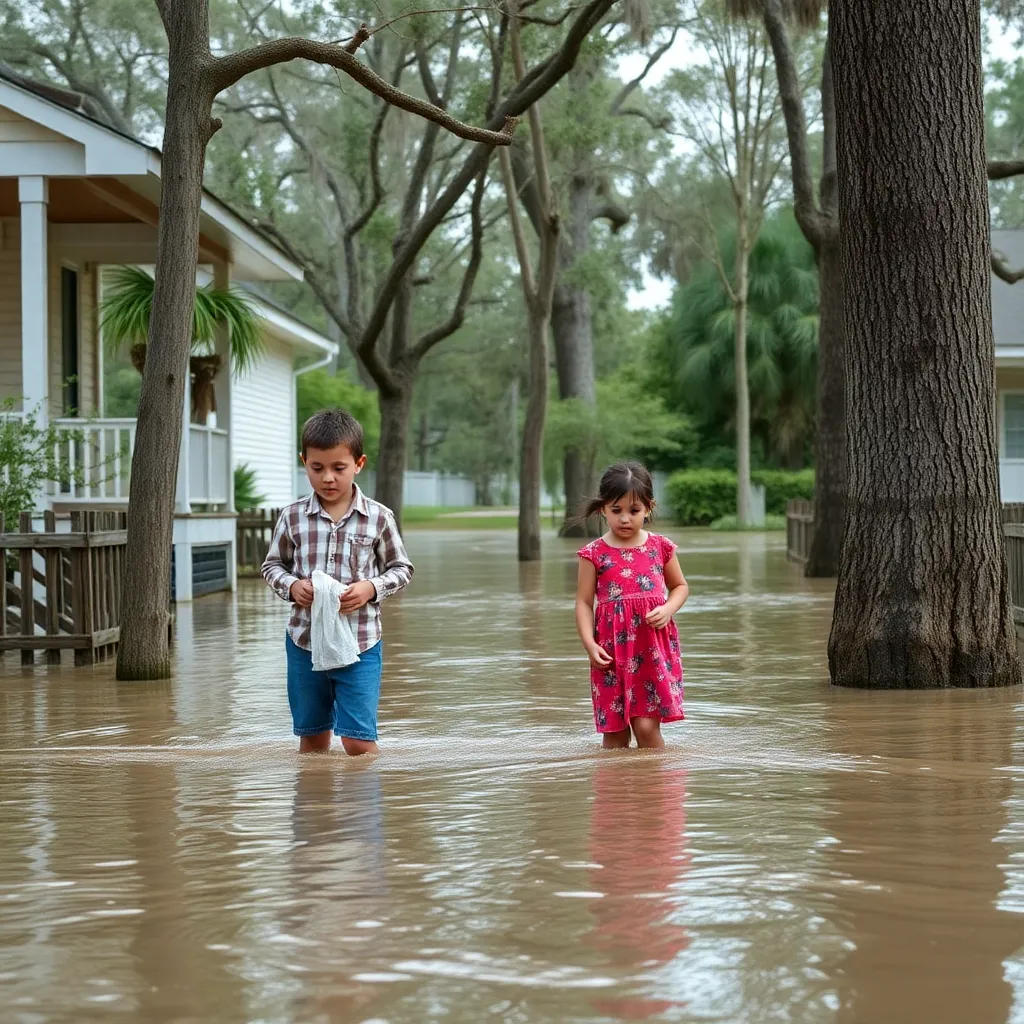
[785,500,815,564]
[788,500,1024,627]
[1,510,127,665]
[237,508,282,576]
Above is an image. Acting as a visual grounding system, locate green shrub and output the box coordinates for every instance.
[665,469,736,526]
[666,468,815,525]
[234,463,268,510]
[751,469,815,515]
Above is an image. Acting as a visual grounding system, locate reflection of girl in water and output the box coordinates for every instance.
[575,463,689,749]
[588,762,691,1018]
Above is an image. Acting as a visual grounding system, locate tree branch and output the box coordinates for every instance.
[988,159,1024,181]
[609,28,677,113]
[355,0,615,368]
[759,0,827,245]
[210,38,517,145]
[615,105,671,130]
[993,250,1024,284]
[411,169,489,360]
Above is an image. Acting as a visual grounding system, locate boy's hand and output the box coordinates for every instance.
[290,579,314,608]
[645,604,672,630]
[339,580,376,614]
[586,642,613,669]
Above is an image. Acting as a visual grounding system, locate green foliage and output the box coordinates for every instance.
[296,369,379,461]
[100,266,266,375]
[751,468,815,514]
[233,463,268,510]
[659,211,819,468]
[0,401,84,527]
[666,467,814,525]
[987,57,1024,227]
[103,366,142,418]
[543,367,698,503]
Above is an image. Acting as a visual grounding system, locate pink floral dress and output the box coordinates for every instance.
[578,533,685,733]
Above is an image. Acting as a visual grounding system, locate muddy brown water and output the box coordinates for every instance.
[2,530,1024,1024]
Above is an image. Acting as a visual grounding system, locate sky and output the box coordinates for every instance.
[624,14,1024,313]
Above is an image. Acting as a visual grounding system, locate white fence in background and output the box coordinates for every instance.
[292,468,671,511]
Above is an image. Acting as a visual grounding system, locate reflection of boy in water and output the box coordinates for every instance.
[588,763,691,1019]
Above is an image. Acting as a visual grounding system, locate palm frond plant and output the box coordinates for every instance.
[100,266,265,423]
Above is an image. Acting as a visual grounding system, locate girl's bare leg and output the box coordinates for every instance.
[602,728,632,749]
[630,717,665,750]
[299,730,332,753]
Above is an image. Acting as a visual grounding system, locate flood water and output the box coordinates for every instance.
[3,529,1024,1023]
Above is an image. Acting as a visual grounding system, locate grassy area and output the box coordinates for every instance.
[401,506,525,530]
[709,513,787,532]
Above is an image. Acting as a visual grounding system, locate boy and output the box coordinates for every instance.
[262,409,413,755]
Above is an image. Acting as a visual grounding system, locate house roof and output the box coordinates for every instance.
[0,66,304,283]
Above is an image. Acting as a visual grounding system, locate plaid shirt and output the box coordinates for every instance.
[261,486,413,652]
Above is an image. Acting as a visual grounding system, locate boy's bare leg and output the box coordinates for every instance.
[631,717,665,749]
[340,737,379,757]
[299,730,333,753]
[602,728,632,749]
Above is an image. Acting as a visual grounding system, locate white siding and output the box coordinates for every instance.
[232,333,296,507]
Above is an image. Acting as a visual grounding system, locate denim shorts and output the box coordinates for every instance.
[285,635,383,740]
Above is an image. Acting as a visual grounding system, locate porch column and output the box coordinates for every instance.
[213,261,238,592]
[19,176,49,422]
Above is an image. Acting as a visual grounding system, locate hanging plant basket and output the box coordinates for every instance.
[190,354,222,425]
[130,343,148,375]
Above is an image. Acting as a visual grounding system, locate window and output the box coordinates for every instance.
[61,267,79,415]
[1006,393,1024,459]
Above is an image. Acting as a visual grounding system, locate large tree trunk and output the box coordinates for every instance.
[829,0,1019,688]
[805,234,845,576]
[519,310,549,562]
[117,50,210,681]
[552,177,598,537]
[376,386,412,528]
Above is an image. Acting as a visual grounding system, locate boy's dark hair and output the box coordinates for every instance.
[581,461,656,521]
[301,409,364,459]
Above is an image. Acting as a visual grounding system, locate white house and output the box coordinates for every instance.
[0,68,337,600]
[993,229,1024,503]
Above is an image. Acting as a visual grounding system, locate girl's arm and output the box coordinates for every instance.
[646,555,689,629]
[575,559,612,667]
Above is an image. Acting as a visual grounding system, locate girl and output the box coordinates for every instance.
[575,462,689,749]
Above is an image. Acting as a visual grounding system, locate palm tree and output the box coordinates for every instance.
[667,212,819,468]
[100,266,264,424]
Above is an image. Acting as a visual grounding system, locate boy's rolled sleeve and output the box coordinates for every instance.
[261,512,300,602]
[369,512,414,603]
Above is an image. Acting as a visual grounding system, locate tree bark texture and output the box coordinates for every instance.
[376,385,413,529]
[518,311,549,563]
[829,0,1020,688]
[117,33,212,681]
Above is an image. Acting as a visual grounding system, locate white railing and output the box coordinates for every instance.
[189,423,230,506]
[51,417,136,502]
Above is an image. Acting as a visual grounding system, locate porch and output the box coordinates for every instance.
[0,67,307,599]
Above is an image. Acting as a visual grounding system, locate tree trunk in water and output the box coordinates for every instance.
[829,0,1019,688]
[805,235,845,577]
[376,386,412,529]
[519,311,549,562]
[552,176,598,537]
[117,59,210,681]
[734,228,752,526]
